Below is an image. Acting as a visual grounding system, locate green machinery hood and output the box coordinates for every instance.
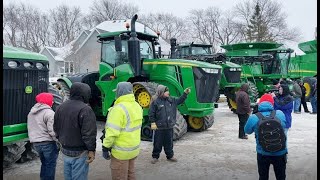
[221,42,283,56]
[3,45,48,61]
[143,58,222,69]
[298,40,317,54]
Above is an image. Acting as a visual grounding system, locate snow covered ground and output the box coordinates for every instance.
[3,101,317,180]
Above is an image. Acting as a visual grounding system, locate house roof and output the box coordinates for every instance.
[40,19,171,62]
[74,19,170,54]
[40,40,74,62]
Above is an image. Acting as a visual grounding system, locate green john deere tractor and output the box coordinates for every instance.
[289,39,317,101]
[221,42,297,98]
[53,14,222,141]
[169,39,258,113]
[3,46,62,167]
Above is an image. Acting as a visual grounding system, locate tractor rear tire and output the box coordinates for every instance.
[17,141,38,163]
[188,114,215,132]
[226,97,237,113]
[203,113,215,130]
[303,77,317,101]
[173,111,188,140]
[3,142,27,168]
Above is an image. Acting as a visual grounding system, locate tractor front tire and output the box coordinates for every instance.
[3,142,27,168]
[173,111,188,140]
[17,141,38,163]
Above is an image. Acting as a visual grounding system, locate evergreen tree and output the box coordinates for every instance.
[246,3,271,42]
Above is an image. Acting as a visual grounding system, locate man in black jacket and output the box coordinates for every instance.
[149,85,190,164]
[298,80,310,113]
[54,82,97,180]
[235,83,251,139]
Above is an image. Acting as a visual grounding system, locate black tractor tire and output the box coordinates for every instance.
[247,81,259,102]
[203,113,215,130]
[48,84,64,111]
[132,82,158,108]
[173,111,188,140]
[16,141,38,163]
[188,113,215,132]
[226,97,237,113]
[303,77,317,101]
[3,142,27,168]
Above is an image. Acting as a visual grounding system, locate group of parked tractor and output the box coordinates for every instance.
[3,14,317,167]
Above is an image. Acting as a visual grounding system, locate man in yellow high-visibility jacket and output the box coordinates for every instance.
[102,82,143,180]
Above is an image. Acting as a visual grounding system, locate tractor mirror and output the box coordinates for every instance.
[114,36,122,52]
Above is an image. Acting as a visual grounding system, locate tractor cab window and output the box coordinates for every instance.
[101,40,129,67]
[277,52,290,75]
[181,47,189,57]
[191,46,211,55]
[140,40,154,59]
[261,51,290,75]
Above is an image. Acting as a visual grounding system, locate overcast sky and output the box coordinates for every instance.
[4,0,317,54]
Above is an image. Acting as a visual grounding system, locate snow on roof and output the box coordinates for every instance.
[44,40,75,61]
[92,19,171,55]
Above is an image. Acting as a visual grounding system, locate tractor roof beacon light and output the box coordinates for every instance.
[128,14,142,76]
[125,22,130,31]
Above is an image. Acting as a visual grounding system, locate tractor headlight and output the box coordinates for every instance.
[236,68,242,71]
[8,61,18,68]
[36,63,44,69]
[229,68,236,71]
[202,68,219,74]
[23,62,32,69]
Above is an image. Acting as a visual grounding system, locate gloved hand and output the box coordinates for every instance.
[184,87,191,94]
[86,151,95,164]
[102,147,111,160]
[151,122,157,130]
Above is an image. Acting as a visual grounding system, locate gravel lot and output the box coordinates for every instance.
[3,100,317,180]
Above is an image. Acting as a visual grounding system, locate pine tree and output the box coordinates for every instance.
[246,3,270,42]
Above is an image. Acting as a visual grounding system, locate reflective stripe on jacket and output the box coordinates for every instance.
[103,94,143,160]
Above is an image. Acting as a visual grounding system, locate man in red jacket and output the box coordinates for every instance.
[235,83,251,139]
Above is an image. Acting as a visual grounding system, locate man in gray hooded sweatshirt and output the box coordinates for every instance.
[28,92,58,180]
[149,85,190,164]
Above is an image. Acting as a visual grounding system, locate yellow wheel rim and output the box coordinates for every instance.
[229,98,237,110]
[188,116,204,130]
[133,84,143,94]
[137,91,151,108]
[304,83,311,97]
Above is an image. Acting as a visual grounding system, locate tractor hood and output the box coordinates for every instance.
[143,58,222,69]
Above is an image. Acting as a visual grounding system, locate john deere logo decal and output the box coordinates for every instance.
[25,86,33,94]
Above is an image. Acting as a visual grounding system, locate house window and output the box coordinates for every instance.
[64,61,74,74]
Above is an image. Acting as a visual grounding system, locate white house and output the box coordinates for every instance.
[40,20,170,77]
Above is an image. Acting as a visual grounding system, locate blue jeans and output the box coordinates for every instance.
[33,142,59,180]
[310,96,317,113]
[293,97,301,112]
[63,151,89,180]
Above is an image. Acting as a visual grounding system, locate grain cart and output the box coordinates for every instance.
[221,42,296,98]
[288,39,317,100]
[170,40,258,112]
[53,14,222,140]
[3,46,62,167]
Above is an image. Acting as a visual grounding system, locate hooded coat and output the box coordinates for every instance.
[244,101,287,156]
[235,83,251,114]
[27,93,56,143]
[149,85,187,129]
[274,84,294,128]
[103,82,143,160]
[54,82,97,151]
